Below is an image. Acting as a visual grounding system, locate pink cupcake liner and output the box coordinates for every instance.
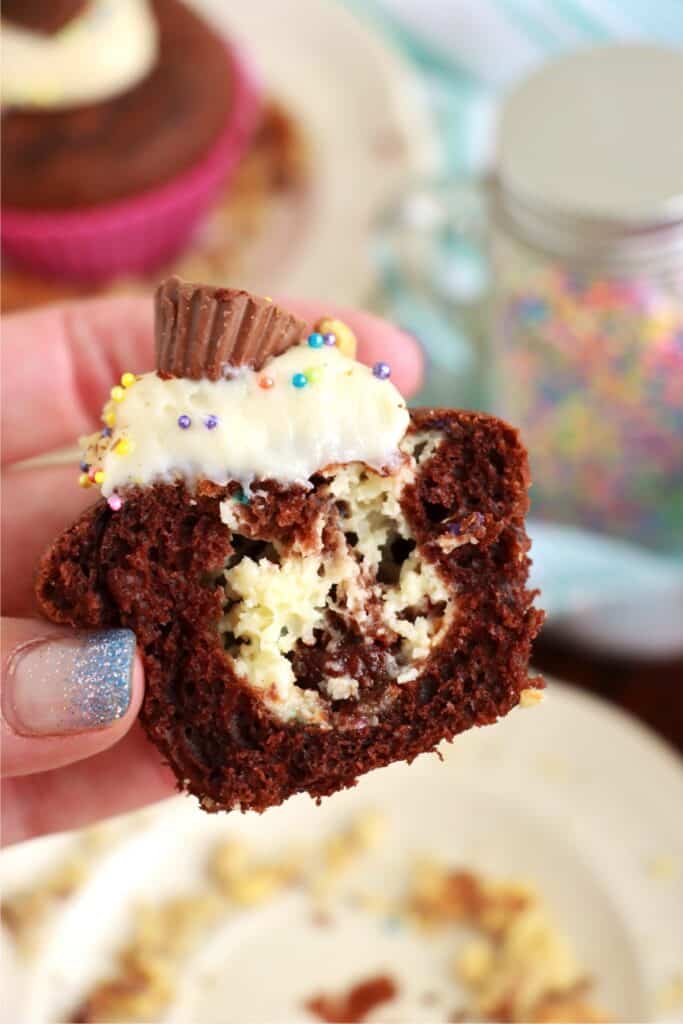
[1,44,262,283]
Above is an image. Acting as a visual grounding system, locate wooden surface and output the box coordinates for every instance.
[534,632,683,755]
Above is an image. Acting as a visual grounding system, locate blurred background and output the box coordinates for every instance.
[1,2,682,1022]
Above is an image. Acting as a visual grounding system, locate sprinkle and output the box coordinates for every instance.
[120,372,136,389]
[110,386,125,402]
[103,410,116,429]
[93,470,105,485]
[205,414,219,430]
[178,414,192,429]
[292,372,308,389]
[78,473,91,488]
[79,460,90,472]
[87,467,98,482]
[323,332,337,346]
[107,494,123,511]
[305,366,324,385]
[233,489,250,505]
[316,318,357,358]
[372,361,391,380]
[307,332,325,349]
[114,438,132,456]
[520,687,544,708]
[259,376,275,390]
[101,427,113,438]
[264,296,273,302]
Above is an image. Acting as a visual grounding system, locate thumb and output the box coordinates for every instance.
[1,618,143,778]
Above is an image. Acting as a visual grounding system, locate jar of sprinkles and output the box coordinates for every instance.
[491,45,683,552]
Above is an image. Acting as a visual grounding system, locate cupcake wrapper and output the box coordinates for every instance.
[1,43,261,283]
[156,276,306,378]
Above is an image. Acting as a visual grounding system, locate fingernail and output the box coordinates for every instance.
[4,630,135,736]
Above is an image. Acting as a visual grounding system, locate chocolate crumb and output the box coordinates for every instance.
[305,974,398,1023]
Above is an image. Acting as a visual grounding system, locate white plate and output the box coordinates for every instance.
[528,521,683,657]
[192,0,435,306]
[2,681,682,1022]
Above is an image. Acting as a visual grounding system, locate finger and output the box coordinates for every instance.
[2,723,176,846]
[2,295,423,467]
[1,618,143,780]
[2,295,154,466]
[2,464,98,618]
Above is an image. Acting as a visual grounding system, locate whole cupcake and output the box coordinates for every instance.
[1,0,261,281]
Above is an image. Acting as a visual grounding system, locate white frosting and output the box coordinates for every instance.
[2,0,158,110]
[83,344,410,498]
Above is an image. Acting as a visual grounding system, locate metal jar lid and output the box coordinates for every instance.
[494,44,683,268]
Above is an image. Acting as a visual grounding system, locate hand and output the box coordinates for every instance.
[1,295,423,845]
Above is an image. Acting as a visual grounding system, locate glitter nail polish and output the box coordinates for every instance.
[4,629,135,736]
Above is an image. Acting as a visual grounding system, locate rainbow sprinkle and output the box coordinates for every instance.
[495,248,683,549]
[305,366,324,385]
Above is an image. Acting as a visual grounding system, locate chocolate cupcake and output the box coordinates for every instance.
[37,279,543,813]
[1,1,261,280]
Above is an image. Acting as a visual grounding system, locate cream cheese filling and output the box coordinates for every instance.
[217,435,453,726]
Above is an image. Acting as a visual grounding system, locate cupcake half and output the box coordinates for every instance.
[37,278,544,813]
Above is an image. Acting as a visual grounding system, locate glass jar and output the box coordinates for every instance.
[490,45,683,553]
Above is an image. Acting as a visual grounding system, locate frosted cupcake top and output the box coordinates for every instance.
[2,0,158,110]
[78,280,410,506]
[79,343,409,502]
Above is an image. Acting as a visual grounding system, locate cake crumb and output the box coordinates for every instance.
[73,893,224,1022]
[1,825,121,954]
[657,968,683,1012]
[645,853,680,880]
[408,859,609,1022]
[308,810,387,904]
[304,974,398,1023]
[209,840,301,906]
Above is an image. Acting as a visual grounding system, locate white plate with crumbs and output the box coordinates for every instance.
[1,681,682,1023]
